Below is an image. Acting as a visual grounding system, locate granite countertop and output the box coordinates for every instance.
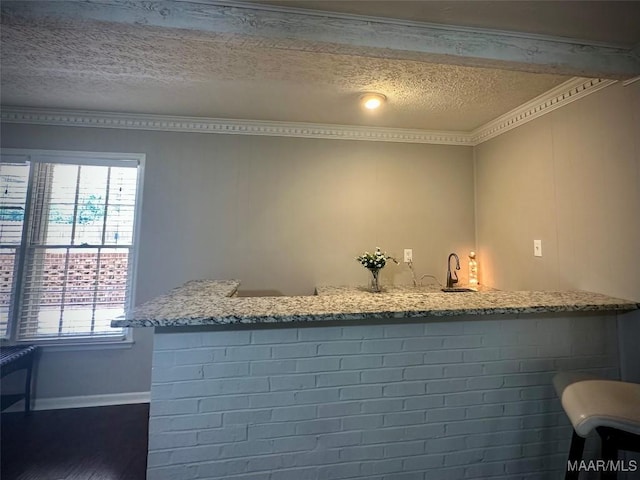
[111,279,639,328]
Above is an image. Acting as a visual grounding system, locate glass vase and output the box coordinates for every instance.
[369,268,381,293]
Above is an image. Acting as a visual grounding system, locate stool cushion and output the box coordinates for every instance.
[558,379,640,437]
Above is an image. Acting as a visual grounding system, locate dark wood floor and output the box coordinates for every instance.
[1,403,149,480]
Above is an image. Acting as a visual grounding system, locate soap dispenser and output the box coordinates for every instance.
[468,251,478,287]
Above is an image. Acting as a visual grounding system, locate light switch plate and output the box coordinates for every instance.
[404,249,413,263]
[534,239,542,257]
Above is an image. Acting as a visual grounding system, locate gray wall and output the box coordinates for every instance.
[1,123,475,400]
[475,81,640,381]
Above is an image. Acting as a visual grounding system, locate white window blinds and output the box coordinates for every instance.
[0,151,143,342]
[0,157,29,338]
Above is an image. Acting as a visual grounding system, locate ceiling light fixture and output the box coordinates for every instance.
[360,93,386,110]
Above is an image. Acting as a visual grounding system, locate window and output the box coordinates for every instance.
[0,150,144,344]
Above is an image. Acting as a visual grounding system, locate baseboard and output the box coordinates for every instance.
[2,391,150,413]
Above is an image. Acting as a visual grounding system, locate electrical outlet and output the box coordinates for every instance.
[534,239,542,257]
[404,249,413,263]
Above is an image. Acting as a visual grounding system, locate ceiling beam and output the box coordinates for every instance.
[3,0,639,79]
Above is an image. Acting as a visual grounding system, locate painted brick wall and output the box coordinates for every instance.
[147,314,620,480]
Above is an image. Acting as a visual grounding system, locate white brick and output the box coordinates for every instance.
[442,335,483,348]
[402,453,444,470]
[426,379,467,394]
[464,462,506,477]
[403,424,445,440]
[444,392,484,407]
[443,364,483,378]
[198,426,247,444]
[152,365,203,383]
[361,398,403,414]
[169,413,222,431]
[383,411,425,427]
[203,362,249,378]
[272,343,318,358]
[338,445,384,461]
[444,448,483,466]
[296,357,341,373]
[340,325,384,340]
[223,346,271,361]
[482,361,520,375]
[317,401,360,418]
[404,395,444,410]
[425,322,466,335]
[249,422,296,439]
[147,464,198,480]
[197,459,248,478]
[270,435,317,453]
[218,439,273,458]
[362,426,407,444]
[425,436,465,453]
[296,418,341,435]
[342,414,383,431]
[199,395,250,412]
[383,324,425,338]
[424,350,463,364]
[153,351,175,367]
[404,365,443,380]
[249,391,295,408]
[426,407,466,422]
[154,332,201,350]
[271,467,322,480]
[270,373,316,391]
[317,431,362,448]
[360,458,404,476]
[251,328,298,344]
[466,375,504,390]
[361,368,403,384]
[148,320,618,480]
[201,331,251,346]
[173,348,217,365]
[463,348,500,362]
[340,385,383,400]
[317,462,361,479]
[383,381,425,397]
[148,432,197,450]
[316,371,359,387]
[317,341,361,356]
[250,360,297,375]
[171,445,222,464]
[150,399,198,416]
[294,388,341,405]
[271,405,317,422]
[465,404,505,419]
[383,352,425,367]
[298,326,343,341]
[341,355,383,370]
[222,409,272,425]
[362,339,403,353]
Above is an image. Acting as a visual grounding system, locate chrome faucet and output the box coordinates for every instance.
[446,253,460,289]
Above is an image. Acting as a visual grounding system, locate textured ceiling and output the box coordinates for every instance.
[254,0,640,46]
[0,14,570,131]
[9,1,638,131]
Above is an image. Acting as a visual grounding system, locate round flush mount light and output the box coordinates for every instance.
[360,93,386,110]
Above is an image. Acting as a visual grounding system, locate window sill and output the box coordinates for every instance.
[2,337,135,352]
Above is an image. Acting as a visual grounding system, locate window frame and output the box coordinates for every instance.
[1,148,145,348]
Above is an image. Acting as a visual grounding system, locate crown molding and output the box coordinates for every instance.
[0,77,617,146]
[0,108,474,146]
[470,77,617,145]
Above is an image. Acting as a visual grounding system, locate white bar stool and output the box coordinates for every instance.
[553,373,640,479]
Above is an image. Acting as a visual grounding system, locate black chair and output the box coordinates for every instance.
[1,345,38,413]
